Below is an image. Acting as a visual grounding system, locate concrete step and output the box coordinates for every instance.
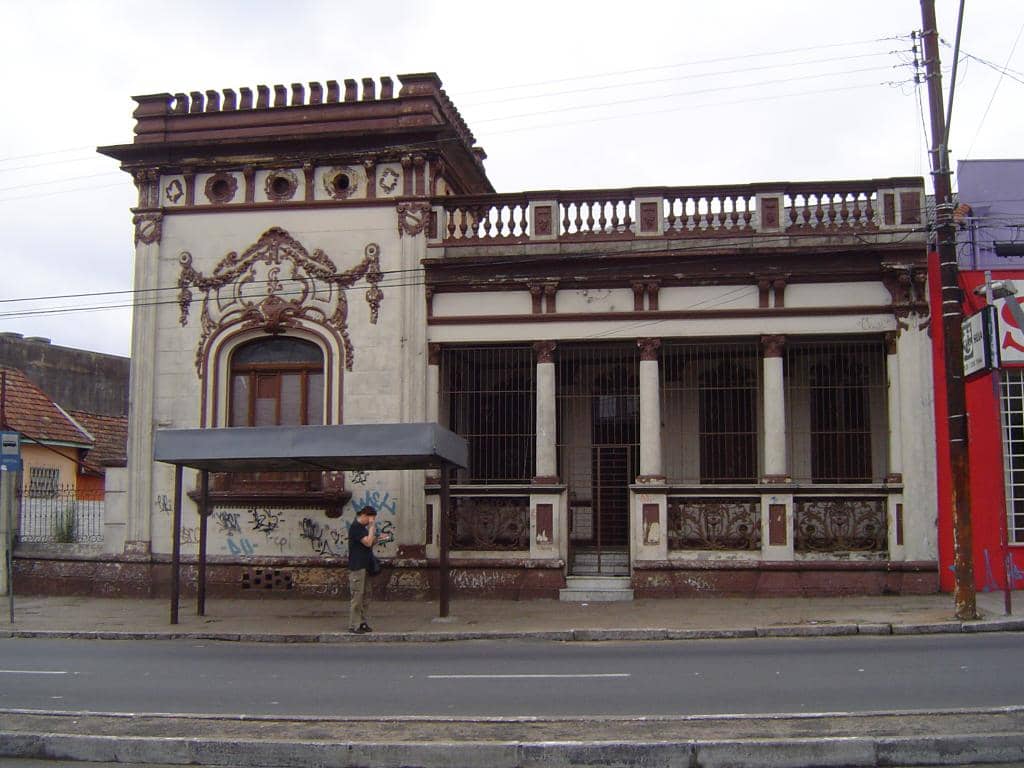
[560,576,634,602]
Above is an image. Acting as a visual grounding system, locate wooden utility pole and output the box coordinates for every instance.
[920,0,978,620]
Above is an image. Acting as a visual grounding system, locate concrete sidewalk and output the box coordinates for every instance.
[1,590,1022,642]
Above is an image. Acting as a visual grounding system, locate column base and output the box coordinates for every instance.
[635,474,666,485]
[532,475,561,485]
[885,472,903,484]
[761,474,791,484]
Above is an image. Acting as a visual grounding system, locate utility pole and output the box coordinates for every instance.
[920,0,978,620]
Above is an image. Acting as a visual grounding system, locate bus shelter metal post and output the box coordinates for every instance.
[197,469,209,617]
[439,462,451,618]
[170,464,183,625]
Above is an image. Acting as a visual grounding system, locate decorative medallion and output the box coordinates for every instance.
[397,201,433,238]
[264,170,298,202]
[164,179,185,204]
[378,167,400,195]
[133,212,163,245]
[177,227,383,374]
[204,172,238,204]
[323,166,359,200]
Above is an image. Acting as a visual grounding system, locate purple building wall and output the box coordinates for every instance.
[957,159,1024,270]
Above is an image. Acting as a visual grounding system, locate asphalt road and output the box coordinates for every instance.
[1,633,1022,718]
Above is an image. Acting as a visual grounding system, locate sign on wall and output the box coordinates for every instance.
[963,306,1000,376]
[993,296,1024,366]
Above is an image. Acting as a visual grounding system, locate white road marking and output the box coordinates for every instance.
[0,670,68,675]
[428,673,630,680]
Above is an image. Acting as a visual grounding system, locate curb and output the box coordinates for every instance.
[2,621,1023,643]
[2,731,1023,768]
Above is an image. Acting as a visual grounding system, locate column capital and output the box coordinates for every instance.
[884,331,899,355]
[761,334,786,357]
[637,337,661,361]
[534,340,557,363]
[427,342,442,366]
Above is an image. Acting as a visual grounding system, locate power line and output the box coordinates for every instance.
[964,19,1024,160]
[471,63,901,124]
[462,50,901,108]
[455,35,908,95]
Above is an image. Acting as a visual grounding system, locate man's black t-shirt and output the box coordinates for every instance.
[348,519,372,571]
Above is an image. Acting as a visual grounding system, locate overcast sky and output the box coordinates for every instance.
[1,1,1021,357]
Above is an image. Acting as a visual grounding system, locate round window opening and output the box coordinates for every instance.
[270,175,293,197]
[332,173,350,194]
[211,179,231,199]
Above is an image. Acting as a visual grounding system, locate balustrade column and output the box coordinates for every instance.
[761,335,789,482]
[885,332,903,483]
[534,342,558,483]
[637,338,663,481]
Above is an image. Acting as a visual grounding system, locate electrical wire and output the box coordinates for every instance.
[964,19,1024,159]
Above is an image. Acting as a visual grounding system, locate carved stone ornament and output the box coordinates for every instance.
[637,337,661,361]
[205,172,238,204]
[177,227,383,374]
[397,201,433,238]
[264,170,298,201]
[323,166,359,200]
[133,212,163,245]
[534,341,557,363]
[379,167,400,194]
[164,179,185,204]
[761,334,786,357]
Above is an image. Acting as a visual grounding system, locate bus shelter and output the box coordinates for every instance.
[153,423,468,624]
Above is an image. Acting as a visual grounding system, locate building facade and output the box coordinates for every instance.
[32,72,938,598]
[933,159,1024,594]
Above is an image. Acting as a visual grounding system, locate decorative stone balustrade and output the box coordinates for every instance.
[429,177,925,246]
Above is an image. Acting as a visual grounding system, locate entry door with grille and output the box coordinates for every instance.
[557,345,639,575]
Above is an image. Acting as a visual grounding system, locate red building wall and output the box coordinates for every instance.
[930,260,1024,592]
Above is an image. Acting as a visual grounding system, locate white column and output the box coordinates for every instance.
[124,215,162,554]
[885,332,903,483]
[637,338,663,480]
[761,335,788,482]
[534,342,557,481]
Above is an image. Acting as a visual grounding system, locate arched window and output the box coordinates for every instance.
[208,336,349,514]
[229,337,324,427]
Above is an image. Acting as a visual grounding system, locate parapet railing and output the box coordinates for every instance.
[428,178,925,246]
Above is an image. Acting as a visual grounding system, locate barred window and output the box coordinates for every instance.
[662,341,761,484]
[441,346,535,484]
[786,338,888,483]
[1000,369,1024,544]
[28,466,60,498]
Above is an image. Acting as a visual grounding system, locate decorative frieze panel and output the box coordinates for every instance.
[177,227,383,373]
[794,498,886,553]
[450,496,530,551]
[667,497,762,550]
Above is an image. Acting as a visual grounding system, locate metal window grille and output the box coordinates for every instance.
[1000,369,1024,544]
[16,484,105,544]
[556,344,639,552]
[785,338,888,483]
[441,345,536,484]
[27,466,60,498]
[662,341,761,484]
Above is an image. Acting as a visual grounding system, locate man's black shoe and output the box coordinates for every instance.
[350,626,367,634]
[358,623,373,633]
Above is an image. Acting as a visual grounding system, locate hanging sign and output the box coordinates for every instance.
[994,296,1024,366]
[962,305,1000,377]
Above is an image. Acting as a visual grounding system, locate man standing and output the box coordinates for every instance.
[348,505,377,633]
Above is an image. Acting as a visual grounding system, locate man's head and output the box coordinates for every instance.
[357,505,378,523]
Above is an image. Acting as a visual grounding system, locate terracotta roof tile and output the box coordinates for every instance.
[68,409,128,469]
[0,366,92,446]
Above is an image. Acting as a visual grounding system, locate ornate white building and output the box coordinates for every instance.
[85,72,936,598]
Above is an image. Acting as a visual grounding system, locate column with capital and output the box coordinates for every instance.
[761,335,788,483]
[637,338,663,482]
[533,342,558,483]
[634,338,667,568]
[884,332,903,484]
[760,334,793,561]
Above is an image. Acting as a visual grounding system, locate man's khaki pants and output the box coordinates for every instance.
[349,569,371,629]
